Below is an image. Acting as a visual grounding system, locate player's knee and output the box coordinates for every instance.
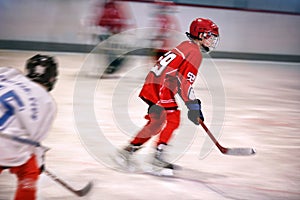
[18,177,37,191]
[166,110,180,129]
[147,114,165,132]
[163,120,180,133]
[15,177,37,200]
[168,120,180,130]
[149,124,164,136]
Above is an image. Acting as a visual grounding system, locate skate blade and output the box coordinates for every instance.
[146,168,174,177]
[113,154,139,173]
[145,164,174,177]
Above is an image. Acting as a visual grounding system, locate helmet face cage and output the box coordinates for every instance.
[25,54,58,91]
[200,32,219,52]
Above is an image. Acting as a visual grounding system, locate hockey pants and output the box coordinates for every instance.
[131,109,180,146]
[0,155,39,200]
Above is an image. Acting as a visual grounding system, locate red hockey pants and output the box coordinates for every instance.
[0,155,39,200]
[131,109,180,146]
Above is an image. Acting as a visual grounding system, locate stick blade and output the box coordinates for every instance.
[75,181,93,197]
[225,147,256,156]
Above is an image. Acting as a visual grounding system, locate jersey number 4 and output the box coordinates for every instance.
[151,51,176,76]
[0,90,24,130]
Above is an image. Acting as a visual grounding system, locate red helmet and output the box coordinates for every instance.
[187,18,219,52]
[189,18,219,38]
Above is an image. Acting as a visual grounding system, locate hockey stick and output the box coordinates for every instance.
[0,132,50,151]
[198,119,256,156]
[44,169,93,197]
[0,133,93,196]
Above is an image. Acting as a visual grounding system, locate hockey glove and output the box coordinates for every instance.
[186,99,204,125]
[35,147,46,174]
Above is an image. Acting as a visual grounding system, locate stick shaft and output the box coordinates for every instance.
[198,120,227,153]
[0,132,50,151]
[44,170,78,194]
[0,133,92,196]
[44,169,92,196]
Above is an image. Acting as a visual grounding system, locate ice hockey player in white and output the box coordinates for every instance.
[0,54,58,200]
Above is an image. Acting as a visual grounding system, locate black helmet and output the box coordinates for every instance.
[25,54,58,91]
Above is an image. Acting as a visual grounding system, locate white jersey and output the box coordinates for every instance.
[0,67,56,167]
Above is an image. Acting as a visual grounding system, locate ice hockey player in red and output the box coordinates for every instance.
[97,0,132,36]
[0,55,58,200]
[150,0,181,61]
[96,0,134,74]
[117,18,220,170]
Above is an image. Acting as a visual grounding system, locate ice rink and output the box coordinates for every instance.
[0,50,299,200]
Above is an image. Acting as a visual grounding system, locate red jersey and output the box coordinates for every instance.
[139,41,202,109]
[98,2,130,33]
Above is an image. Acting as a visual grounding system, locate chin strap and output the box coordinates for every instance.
[201,45,210,53]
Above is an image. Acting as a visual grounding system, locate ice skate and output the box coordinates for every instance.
[149,144,175,176]
[152,144,174,168]
[114,144,141,172]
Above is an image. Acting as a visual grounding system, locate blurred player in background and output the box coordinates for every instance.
[117,18,220,171]
[149,0,181,61]
[0,54,58,200]
[95,0,135,75]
